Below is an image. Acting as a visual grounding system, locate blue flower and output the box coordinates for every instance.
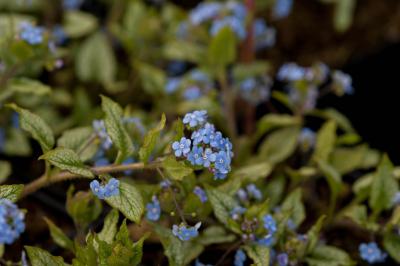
[263,214,277,233]
[277,63,307,82]
[146,196,161,221]
[288,86,318,112]
[189,2,222,25]
[52,25,67,45]
[192,123,216,145]
[184,86,202,100]
[359,242,387,264]
[63,0,83,10]
[90,178,120,199]
[201,148,216,167]
[238,76,272,105]
[214,171,227,180]
[93,120,112,150]
[226,2,247,20]
[210,16,246,40]
[332,70,354,96]
[165,78,181,94]
[236,188,248,202]
[172,137,192,157]
[172,222,201,241]
[0,199,25,245]
[298,128,316,151]
[393,192,400,205]
[257,234,275,247]
[230,206,246,220]
[253,19,276,50]
[234,249,246,266]
[19,22,44,45]
[193,186,208,203]
[277,253,289,266]
[272,0,293,19]
[187,146,204,166]
[214,151,231,174]
[12,112,20,129]
[94,158,110,167]
[183,110,207,128]
[160,179,172,189]
[246,184,262,200]
[195,260,213,266]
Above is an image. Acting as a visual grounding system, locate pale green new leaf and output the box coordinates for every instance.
[7,103,54,152]
[139,114,166,163]
[105,181,144,223]
[25,246,66,266]
[44,218,75,253]
[40,147,94,178]
[98,209,119,244]
[162,156,193,181]
[313,120,337,162]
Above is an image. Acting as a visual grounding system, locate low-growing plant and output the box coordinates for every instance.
[0,0,398,265]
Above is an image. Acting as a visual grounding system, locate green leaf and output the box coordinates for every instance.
[66,188,102,229]
[207,27,236,74]
[334,0,356,32]
[136,61,166,95]
[281,188,305,227]
[0,244,3,257]
[63,11,98,38]
[105,181,144,223]
[306,245,355,266]
[57,126,97,162]
[243,244,270,266]
[198,226,236,245]
[313,120,337,162]
[101,95,134,162]
[232,161,272,182]
[8,78,51,96]
[255,114,300,140]
[44,217,75,253]
[139,114,166,163]
[162,156,193,181]
[163,40,206,63]
[98,209,119,244]
[369,155,398,216]
[3,127,32,156]
[40,147,94,178]
[305,215,326,254]
[384,232,400,263]
[25,246,66,266]
[76,32,116,85]
[330,145,369,174]
[342,204,378,231]
[258,126,300,164]
[206,187,238,225]
[0,184,24,202]
[317,160,342,213]
[0,161,11,183]
[7,103,54,152]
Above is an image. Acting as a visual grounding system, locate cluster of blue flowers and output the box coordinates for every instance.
[146,196,161,221]
[0,199,25,245]
[19,22,44,45]
[165,69,213,101]
[185,1,275,50]
[359,242,387,264]
[236,75,272,106]
[172,110,233,180]
[172,222,202,241]
[277,62,353,113]
[276,252,289,266]
[90,178,120,199]
[93,119,113,150]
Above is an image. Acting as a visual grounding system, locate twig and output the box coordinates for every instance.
[155,167,187,224]
[21,160,162,198]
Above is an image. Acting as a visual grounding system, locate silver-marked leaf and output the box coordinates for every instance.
[0,184,24,202]
[7,104,54,152]
[243,244,270,266]
[57,126,97,162]
[206,187,238,225]
[105,181,144,223]
[40,147,94,178]
[101,95,134,162]
[25,246,66,266]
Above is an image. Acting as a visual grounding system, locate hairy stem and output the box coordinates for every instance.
[21,160,162,198]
